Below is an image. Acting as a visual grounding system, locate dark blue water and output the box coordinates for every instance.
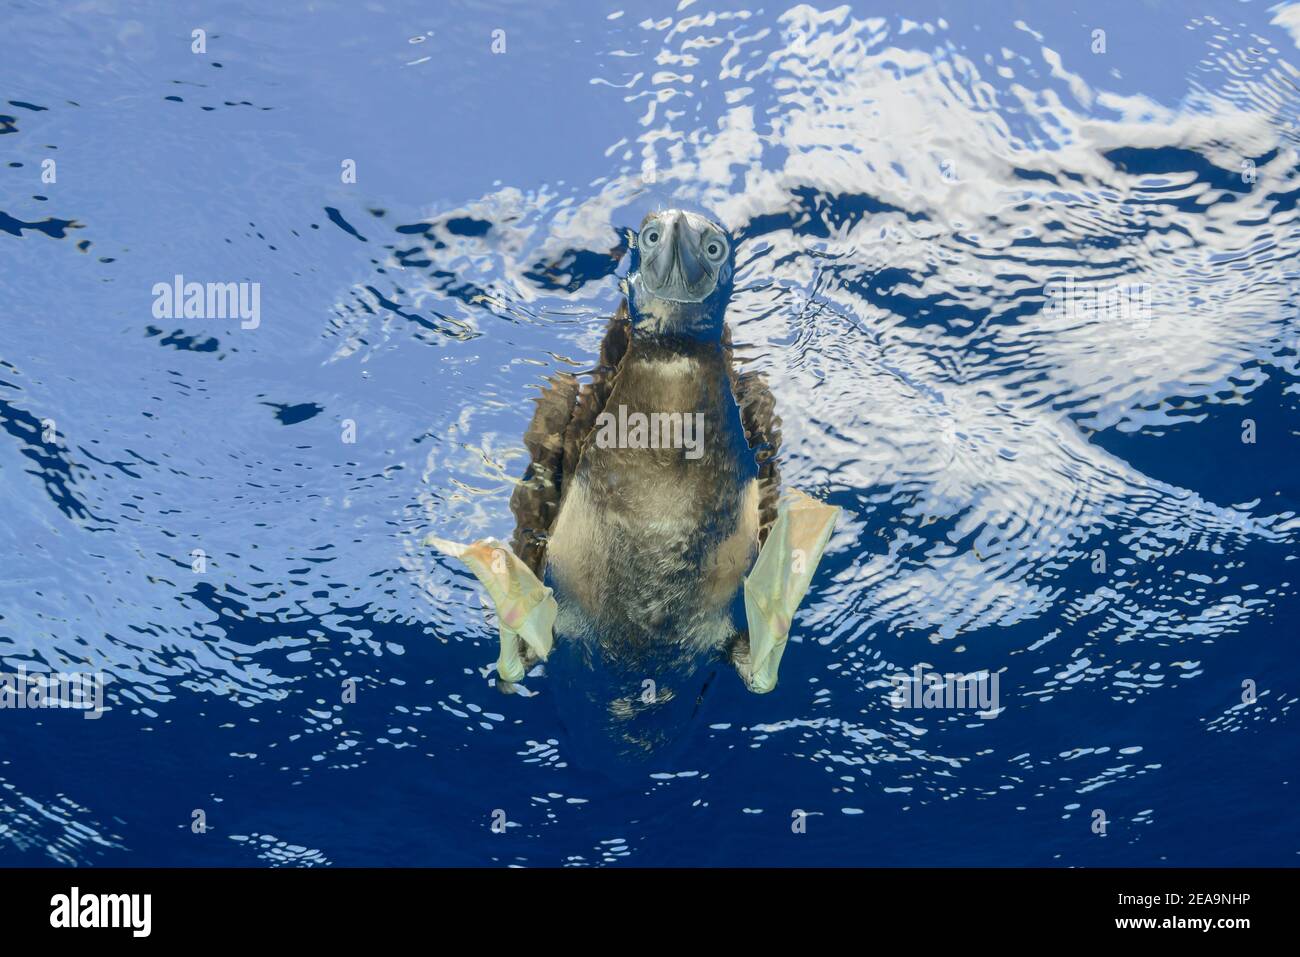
[2,0,1298,866]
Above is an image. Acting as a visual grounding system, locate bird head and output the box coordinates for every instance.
[624,209,734,339]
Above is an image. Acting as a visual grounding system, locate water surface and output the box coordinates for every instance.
[1,0,1298,865]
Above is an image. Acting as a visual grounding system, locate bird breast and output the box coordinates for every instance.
[545,345,759,653]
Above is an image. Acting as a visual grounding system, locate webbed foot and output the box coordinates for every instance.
[425,536,556,683]
[738,489,840,693]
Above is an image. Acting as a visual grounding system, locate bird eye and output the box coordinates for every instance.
[644,229,660,245]
[706,238,726,260]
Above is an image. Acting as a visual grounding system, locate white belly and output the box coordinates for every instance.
[546,473,759,654]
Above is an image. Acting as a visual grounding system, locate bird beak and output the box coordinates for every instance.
[665,214,709,293]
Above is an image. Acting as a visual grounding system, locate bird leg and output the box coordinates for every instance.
[737,489,840,693]
[425,536,556,683]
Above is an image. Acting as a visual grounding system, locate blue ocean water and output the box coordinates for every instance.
[1,0,1298,866]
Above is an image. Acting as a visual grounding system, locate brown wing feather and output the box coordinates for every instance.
[562,301,630,493]
[722,323,783,546]
[508,372,577,576]
[721,324,785,668]
[509,302,630,576]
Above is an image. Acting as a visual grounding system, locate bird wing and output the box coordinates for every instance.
[722,323,783,546]
[509,301,630,576]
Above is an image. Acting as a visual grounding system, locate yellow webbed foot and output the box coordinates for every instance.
[739,489,840,693]
[425,535,556,683]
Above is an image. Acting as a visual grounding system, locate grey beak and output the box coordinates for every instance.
[666,215,708,292]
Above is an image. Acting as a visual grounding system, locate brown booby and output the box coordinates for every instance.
[429,209,840,707]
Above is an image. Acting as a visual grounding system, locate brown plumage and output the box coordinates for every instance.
[508,302,782,579]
